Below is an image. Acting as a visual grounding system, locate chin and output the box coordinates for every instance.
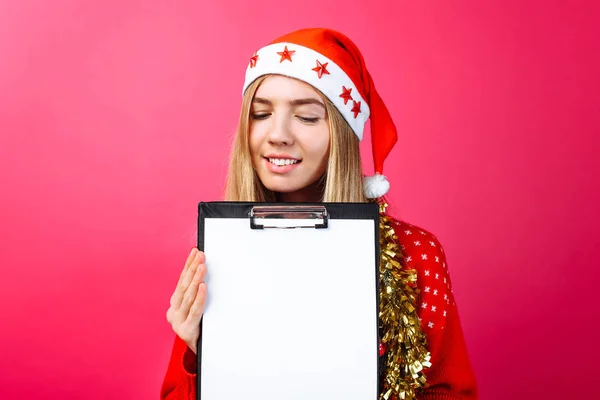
[261,180,304,194]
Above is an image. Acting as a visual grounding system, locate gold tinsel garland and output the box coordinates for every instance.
[378,202,431,400]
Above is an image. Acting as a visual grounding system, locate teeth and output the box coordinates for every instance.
[269,158,299,166]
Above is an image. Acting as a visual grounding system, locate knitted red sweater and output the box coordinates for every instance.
[160,218,477,399]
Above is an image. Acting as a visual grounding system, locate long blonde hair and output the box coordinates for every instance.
[224,75,367,203]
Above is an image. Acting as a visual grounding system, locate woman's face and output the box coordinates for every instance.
[249,75,330,201]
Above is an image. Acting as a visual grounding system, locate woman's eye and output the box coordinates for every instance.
[298,116,319,123]
[251,113,270,120]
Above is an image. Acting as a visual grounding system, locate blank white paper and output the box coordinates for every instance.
[200,218,378,400]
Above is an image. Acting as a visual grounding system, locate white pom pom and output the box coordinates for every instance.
[363,174,390,198]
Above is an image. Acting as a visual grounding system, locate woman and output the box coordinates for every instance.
[161,28,477,400]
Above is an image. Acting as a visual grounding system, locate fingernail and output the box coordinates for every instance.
[189,248,196,256]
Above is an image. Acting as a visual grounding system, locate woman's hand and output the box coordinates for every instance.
[166,248,208,354]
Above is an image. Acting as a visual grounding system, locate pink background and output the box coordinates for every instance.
[1,0,598,399]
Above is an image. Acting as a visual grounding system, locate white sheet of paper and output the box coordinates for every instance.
[200,218,378,399]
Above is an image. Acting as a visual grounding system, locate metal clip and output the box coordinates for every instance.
[249,205,328,229]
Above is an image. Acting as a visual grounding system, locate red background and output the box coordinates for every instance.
[1,1,599,398]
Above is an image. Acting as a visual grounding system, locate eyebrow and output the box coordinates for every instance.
[253,97,326,110]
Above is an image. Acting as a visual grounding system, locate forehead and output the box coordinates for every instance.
[254,75,322,100]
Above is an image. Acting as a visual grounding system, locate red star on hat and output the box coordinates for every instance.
[312,60,330,79]
[339,86,353,105]
[249,52,259,68]
[277,46,295,63]
[351,100,361,118]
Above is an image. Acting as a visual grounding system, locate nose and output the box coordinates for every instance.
[267,114,294,146]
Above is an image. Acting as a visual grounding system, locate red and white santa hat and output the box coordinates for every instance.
[242,28,398,199]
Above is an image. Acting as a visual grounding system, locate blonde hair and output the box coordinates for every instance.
[224,75,367,203]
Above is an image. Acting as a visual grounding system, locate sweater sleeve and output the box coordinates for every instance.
[160,335,197,400]
[394,220,478,400]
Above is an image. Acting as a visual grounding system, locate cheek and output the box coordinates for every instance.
[309,129,330,162]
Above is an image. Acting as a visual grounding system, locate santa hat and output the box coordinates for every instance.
[242,28,398,199]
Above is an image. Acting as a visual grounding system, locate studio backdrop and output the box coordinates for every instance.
[0,1,598,399]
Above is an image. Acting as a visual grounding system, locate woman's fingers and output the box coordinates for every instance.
[170,248,196,307]
[178,248,197,286]
[167,249,208,353]
[189,282,208,320]
[181,251,204,291]
[179,263,206,316]
[171,250,205,308]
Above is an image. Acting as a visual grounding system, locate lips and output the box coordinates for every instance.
[264,154,301,161]
[263,155,302,174]
[267,158,300,166]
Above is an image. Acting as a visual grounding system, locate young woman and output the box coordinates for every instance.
[161,28,477,400]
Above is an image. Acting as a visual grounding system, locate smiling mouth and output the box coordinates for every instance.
[266,157,301,166]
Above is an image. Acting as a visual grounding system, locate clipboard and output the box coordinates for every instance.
[197,202,380,399]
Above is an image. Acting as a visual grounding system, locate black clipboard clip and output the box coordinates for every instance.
[249,205,328,229]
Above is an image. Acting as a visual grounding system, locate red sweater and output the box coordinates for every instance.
[160,218,477,399]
